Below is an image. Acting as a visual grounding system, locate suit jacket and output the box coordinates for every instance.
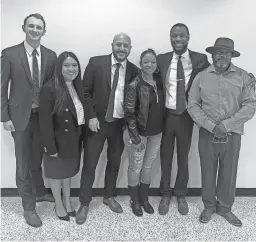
[39,81,83,159]
[83,54,140,124]
[1,42,57,131]
[157,49,210,104]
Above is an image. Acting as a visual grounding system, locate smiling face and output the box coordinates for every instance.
[212,48,232,70]
[140,52,157,76]
[170,26,190,55]
[62,57,79,82]
[112,34,132,62]
[22,16,45,43]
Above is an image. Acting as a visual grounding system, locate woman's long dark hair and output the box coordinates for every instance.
[52,51,82,115]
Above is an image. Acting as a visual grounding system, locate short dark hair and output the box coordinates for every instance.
[23,13,46,30]
[140,48,157,62]
[170,23,190,36]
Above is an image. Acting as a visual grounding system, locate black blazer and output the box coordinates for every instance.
[39,80,83,159]
[157,49,210,104]
[1,43,57,131]
[83,54,140,124]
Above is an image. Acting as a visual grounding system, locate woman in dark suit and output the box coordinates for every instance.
[39,52,85,221]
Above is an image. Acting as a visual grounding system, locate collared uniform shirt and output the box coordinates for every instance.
[24,41,41,108]
[188,63,256,135]
[165,49,192,109]
[111,54,127,118]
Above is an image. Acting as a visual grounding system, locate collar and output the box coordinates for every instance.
[206,63,237,74]
[24,40,41,57]
[173,49,189,60]
[111,54,127,69]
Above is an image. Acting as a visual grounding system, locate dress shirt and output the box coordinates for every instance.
[188,63,256,135]
[24,41,41,108]
[111,54,127,118]
[66,82,85,125]
[165,49,192,109]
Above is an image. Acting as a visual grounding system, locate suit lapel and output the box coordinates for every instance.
[162,52,173,82]
[40,45,48,85]
[18,43,33,85]
[66,92,77,119]
[187,50,198,90]
[125,61,133,84]
[104,55,112,89]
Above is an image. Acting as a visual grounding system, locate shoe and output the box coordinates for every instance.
[158,196,170,215]
[54,206,70,221]
[68,210,76,217]
[139,183,154,214]
[217,211,242,227]
[103,197,123,213]
[130,199,143,217]
[24,210,42,228]
[36,193,55,203]
[177,196,188,215]
[75,205,89,225]
[199,209,214,223]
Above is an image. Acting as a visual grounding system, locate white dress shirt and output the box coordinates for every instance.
[24,41,41,108]
[165,49,192,109]
[111,54,127,118]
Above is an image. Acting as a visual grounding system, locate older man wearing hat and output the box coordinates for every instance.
[188,37,256,227]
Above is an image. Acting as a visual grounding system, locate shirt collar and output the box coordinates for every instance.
[173,49,189,60]
[206,63,237,73]
[24,41,41,57]
[111,54,127,69]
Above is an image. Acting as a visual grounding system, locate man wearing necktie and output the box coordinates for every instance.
[76,33,139,225]
[157,23,210,216]
[1,13,57,227]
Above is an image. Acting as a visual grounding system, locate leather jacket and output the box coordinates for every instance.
[124,73,161,144]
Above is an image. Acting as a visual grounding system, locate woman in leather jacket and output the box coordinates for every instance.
[124,49,164,216]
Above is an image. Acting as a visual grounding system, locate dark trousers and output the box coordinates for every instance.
[160,110,194,197]
[199,128,241,214]
[79,119,124,206]
[11,112,46,211]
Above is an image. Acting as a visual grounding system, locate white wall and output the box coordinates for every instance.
[1,0,256,189]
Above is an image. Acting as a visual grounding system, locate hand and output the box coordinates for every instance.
[132,141,145,152]
[3,120,15,132]
[89,118,100,132]
[50,153,58,157]
[247,73,256,92]
[212,122,227,137]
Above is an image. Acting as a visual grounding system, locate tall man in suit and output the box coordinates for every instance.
[1,13,57,227]
[157,23,210,216]
[76,33,139,225]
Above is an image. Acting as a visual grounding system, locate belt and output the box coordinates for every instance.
[165,108,185,116]
[31,107,39,113]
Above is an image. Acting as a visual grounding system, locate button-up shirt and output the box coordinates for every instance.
[188,63,256,135]
[111,54,127,118]
[24,41,41,108]
[165,49,192,109]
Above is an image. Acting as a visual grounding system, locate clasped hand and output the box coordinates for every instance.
[212,122,227,137]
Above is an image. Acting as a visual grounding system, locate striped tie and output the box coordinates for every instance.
[32,49,40,106]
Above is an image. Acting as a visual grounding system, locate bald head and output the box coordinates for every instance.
[112,32,132,62]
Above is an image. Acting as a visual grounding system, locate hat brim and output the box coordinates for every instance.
[206,46,240,57]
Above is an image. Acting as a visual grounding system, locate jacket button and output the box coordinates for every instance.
[65,120,68,122]
[65,108,69,112]
[65,129,68,132]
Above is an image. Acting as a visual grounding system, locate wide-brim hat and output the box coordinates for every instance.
[206,37,240,57]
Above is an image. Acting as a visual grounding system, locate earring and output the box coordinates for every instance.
[154,66,160,74]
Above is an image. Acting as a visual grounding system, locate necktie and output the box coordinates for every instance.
[32,49,40,107]
[176,55,186,113]
[105,63,121,122]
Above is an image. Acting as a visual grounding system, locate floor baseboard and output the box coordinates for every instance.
[1,188,256,197]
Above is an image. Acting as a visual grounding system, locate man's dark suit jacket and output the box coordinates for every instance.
[83,54,140,124]
[157,50,210,104]
[1,42,57,131]
[39,81,83,159]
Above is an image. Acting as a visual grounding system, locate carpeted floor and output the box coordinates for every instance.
[1,196,256,241]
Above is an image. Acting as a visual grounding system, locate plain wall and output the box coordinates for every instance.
[1,0,256,189]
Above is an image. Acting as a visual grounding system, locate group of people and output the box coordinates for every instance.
[1,13,256,228]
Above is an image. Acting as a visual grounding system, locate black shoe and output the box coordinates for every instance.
[75,205,89,225]
[103,197,123,213]
[141,201,154,214]
[130,200,143,217]
[199,209,214,223]
[36,193,55,203]
[67,210,76,217]
[177,196,189,215]
[217,211,242,227]
[54,207,70,221]
[158,196,170,215]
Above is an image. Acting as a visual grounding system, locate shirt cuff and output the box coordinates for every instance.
[222,119,232,132]
[204,120,216,133]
